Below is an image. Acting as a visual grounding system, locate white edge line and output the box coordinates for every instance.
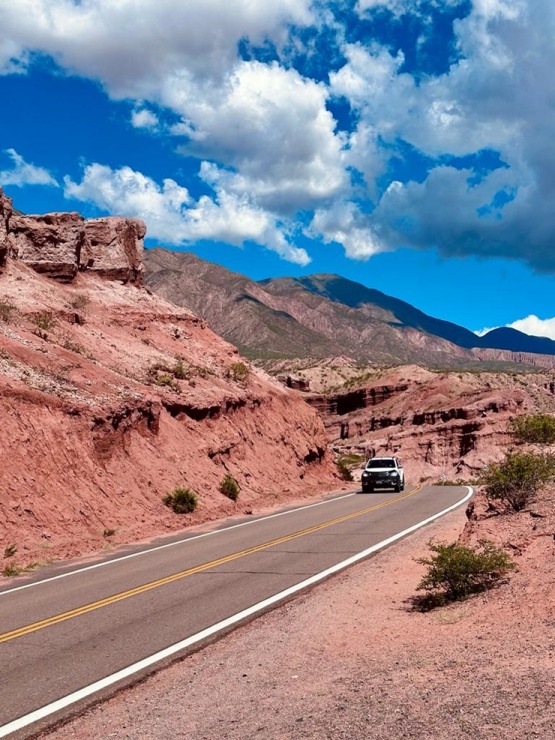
[0,491,357,597]
[0,487,473,739]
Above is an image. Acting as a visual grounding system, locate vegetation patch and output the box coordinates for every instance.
[219,473,240,501]
[0,299,16,323]
[69,293,90,311]
[163,487,198,514]
[3,544,17,558]
[229,361,249,382]
[33,311,57,331]
[481,450,555,511]
[510,413,555,445]
[413,540,515,610]
[337,457,354,482]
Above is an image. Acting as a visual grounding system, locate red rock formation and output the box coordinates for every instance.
[0,187,144,284]
[83,218,145,284]
[0,191,339,570]
[308,366,555,482]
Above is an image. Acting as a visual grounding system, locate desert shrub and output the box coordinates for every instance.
[4,544,17,558]
[33,312,56,331]
[155,374,177,389]
[163,487,198,514]
[510,413,555,445]
[2,564,21,578]
[337,458,354,482]
[173,358,188,380]
[69,293,90,311]
[230,361,249,382]
[481,450,555,511]
[414,540,515,609]
[102,528,116,538]
[219,474,240,501]
[0,299,16,323]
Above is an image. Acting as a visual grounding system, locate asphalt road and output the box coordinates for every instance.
[0,484,471,737]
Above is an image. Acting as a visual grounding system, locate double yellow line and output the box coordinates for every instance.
[0,486,420,645]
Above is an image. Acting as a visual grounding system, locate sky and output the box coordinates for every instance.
[0,0,554,338]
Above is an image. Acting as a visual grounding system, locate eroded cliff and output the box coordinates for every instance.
[0,189,339,570]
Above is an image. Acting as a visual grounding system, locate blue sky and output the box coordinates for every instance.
[1,0,554,338]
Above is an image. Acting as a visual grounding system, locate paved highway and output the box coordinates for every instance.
[0,484,471,737]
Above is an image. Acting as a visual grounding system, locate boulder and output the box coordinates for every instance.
[82,218,145,284]
[0,187,146,284]
[7,211,85,282]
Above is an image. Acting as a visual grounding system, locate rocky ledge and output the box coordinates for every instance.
[0,187,145,284]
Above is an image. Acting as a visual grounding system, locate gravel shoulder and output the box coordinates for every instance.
[43,495,555,740]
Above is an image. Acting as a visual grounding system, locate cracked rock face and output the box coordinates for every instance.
[0,188,13,267]
[0,187,145,284]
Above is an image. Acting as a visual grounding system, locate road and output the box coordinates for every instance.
[0,483,471,738]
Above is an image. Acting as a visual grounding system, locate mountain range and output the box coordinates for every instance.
[144,248,555,368]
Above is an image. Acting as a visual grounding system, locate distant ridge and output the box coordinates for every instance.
[144,248,555,366]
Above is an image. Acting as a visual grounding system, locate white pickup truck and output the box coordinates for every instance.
[361,456,405,493]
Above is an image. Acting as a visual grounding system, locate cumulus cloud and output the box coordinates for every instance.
[0,148,58,187]
[507,315,555,341]
[64,163,309,265]
[476,315,555,341]
[131,107,159,131]
[2,0,555,272]
[179,62,346,212]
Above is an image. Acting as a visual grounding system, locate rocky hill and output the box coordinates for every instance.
[144,248,555,369]
[0,189,340,571]
[300,363,555,482]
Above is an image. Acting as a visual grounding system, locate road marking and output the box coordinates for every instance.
[0,487,420,645]
[0,487,473,740]
[0,490,360,597]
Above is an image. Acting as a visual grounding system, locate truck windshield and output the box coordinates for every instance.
[366,459,395,469]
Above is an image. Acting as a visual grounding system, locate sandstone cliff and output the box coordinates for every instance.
[302,364,555,481]
[0,189,339,571]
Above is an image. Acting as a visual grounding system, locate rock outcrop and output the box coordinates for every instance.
[303,365,555,482]
[0,188,144,284]
[0,190,339,571]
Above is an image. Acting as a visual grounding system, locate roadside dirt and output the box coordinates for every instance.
[41,487,555,740]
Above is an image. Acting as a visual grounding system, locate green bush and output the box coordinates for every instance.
[173,358,189,380]
[415,540,515,609]
[337,458,353,482]
[510,413,555,445]
[163,487,198,514]
[481,450,555,511]
[230,362,249,382]
[219,474,240,501]
[33,312,56,331]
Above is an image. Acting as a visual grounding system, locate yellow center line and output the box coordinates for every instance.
[0,486,421,645]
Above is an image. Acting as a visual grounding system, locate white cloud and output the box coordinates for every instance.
[0,148,58,187]
[2,0,555,272]
[476,315,555,341]
[63,163,309,265]
[179,62,346,213]
[507,315,555,341]
[310,200,385,260]
[131,107,159,131]
[0,0,313,88]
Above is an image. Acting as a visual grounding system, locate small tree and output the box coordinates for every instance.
[481,450,555,511]
[510,413,555,445]
[415,540,515,608]
[219,474,240,501]
[163,487,198,514]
